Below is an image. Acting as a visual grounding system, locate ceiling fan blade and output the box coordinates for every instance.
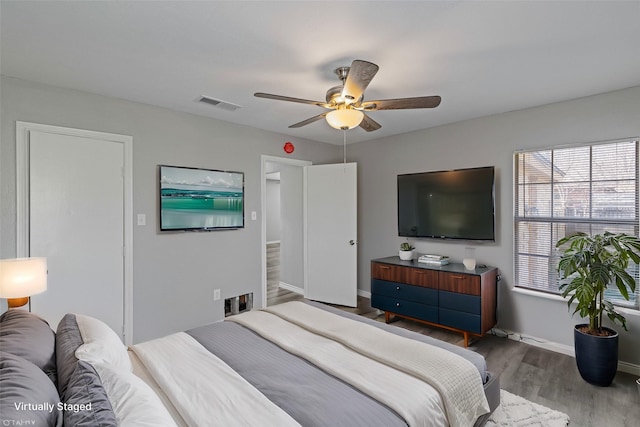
[341,60,379,104]
[289,112,329,128]
[361,96,441,110]
[359,113,382,132]
[254,92,329,108]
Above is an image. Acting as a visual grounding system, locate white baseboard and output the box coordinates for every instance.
[278,281,304,295]
[357,289,371,299]
[618,361,640,376]
[492,327,640,376]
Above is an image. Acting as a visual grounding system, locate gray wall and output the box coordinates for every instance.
[349,85,640,367]
[0,76,340,342]
[265,179,281,243]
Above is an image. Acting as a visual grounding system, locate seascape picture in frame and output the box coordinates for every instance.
[159,165,244,231]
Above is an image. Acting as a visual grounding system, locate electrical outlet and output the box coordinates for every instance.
[213,289,221,301]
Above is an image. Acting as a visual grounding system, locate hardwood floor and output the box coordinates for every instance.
[265,243,640,426]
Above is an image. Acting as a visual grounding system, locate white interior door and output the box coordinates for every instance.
[304,163,357,307]
[27,130,125,338]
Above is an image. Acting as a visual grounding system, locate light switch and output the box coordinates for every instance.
[137,214,146,226]
[251,211,257,221]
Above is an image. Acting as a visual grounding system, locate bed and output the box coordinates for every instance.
[0,300,500,427]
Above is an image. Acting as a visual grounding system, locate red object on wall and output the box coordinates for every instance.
[284,142,295,154]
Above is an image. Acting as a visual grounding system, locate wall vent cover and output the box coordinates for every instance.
[197,95,242,111]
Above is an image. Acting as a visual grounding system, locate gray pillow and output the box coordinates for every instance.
[0,351,63,427]
[62,361,117,427]
[0,309,56,385]
[55,313,84,397]
[55,314,117,426]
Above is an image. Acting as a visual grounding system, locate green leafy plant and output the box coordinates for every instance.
[400,242,414,251]
[556,231,640,334]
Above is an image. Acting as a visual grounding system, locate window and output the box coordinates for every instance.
[514,139,640,310]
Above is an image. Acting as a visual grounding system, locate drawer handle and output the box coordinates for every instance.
[379,266,391,270]
[396,286,400,290]
[396,302,401,307]
[452,275,465,279]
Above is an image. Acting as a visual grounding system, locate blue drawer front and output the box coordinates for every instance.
[372,279,438,305]
[371,294,438,323]
[439,308,481,333]
[439,290,481,314]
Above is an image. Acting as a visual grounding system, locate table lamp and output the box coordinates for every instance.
[0,257,47,309]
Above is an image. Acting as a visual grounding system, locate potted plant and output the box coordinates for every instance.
[556,231,640,386]
[399,242,415,261]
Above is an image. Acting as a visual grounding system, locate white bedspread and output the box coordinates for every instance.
[130,332,300,427]
[230,301,489,427]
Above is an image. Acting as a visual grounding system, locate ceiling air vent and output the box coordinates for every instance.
[197,95,242,112]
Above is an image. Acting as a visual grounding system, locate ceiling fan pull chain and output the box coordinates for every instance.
[343,130,347,165]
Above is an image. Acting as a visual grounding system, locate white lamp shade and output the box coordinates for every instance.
[0,258,47,298]
[326,108,364,130]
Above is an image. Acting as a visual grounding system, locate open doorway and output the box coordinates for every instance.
[265,170,299,305]
[261,156,311,307]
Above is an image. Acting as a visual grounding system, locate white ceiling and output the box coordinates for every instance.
[2,1,639,145]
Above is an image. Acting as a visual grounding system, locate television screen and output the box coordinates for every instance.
[398,166,495,241]
[159,165,244,231]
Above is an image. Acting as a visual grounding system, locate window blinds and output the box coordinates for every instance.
[514,139,639,309]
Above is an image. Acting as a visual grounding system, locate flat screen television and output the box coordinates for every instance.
[159,165,244,231]
[398,166,495,241]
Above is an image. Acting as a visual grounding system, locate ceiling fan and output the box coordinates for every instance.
[254,60,441,132]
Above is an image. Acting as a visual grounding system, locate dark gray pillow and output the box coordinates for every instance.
[55,313,84,397]
[0,309,56,385]
[55,314,117,426]
[0,351,62,427]
[62,361,117,427]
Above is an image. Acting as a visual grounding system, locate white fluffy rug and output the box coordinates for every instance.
[486,390,570,426]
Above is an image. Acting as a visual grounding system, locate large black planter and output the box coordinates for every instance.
[574,324,619,387]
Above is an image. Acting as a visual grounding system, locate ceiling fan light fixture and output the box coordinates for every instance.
[326,108,364,130]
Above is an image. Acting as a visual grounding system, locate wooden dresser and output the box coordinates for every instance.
[371,256,498,347]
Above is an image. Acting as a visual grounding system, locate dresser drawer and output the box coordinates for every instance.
[371,262,405,282]
[438,272,480,295]
[372,279,438,305]
[439,308,481,334]
[439,290,481,315]
[405,267,438,289]
[372,294,438,324]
